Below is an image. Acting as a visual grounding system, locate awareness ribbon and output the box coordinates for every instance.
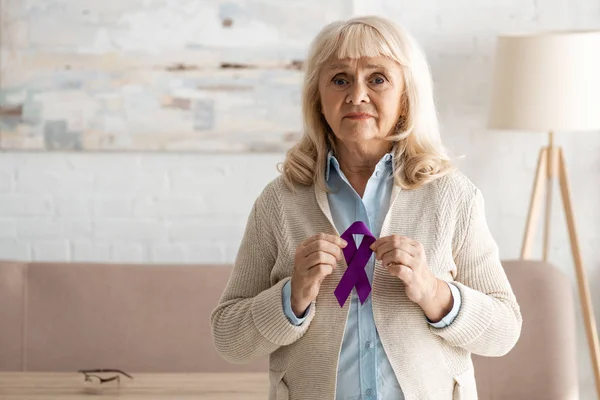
[334,221,376,307]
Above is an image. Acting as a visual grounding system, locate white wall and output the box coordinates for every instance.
[1,0,600,397]
[0,153,282,262]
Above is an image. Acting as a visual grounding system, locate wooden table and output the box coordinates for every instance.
[0,372,269,399]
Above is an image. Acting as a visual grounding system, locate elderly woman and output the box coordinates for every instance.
[211,15,522,400]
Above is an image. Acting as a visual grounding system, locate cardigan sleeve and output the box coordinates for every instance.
[210,188,315,364]
[429,188,522,357]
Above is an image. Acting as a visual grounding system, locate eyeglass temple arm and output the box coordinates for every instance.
[78,369,133,379]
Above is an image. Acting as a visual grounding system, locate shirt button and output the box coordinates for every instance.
[366,389,373,396]
[365,341,372,349]
[375,171,380,177]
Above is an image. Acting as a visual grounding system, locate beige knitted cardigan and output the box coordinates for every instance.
[211,170,522,400]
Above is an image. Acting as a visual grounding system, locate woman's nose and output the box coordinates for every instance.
[345,81,370,104]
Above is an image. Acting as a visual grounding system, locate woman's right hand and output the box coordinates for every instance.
[290,233,348,317]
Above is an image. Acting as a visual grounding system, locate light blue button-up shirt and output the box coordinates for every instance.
[282,151,462,399]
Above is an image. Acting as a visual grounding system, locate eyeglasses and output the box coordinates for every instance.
[78,369,133,384]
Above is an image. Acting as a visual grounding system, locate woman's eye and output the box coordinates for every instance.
[332,77,348,86]
[372,76,386,84]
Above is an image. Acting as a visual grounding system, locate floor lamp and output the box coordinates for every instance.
[488,31,600,398]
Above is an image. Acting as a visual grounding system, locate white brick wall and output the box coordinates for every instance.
[1,0,600,397]
[0,152,282,265]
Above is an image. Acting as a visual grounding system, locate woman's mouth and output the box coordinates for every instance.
[344,113,373,120]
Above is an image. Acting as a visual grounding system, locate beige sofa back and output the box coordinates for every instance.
[0,259,578,399]
[0,261,267,373]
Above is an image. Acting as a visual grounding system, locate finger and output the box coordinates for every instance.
[303,240,345,262]
[305,251,338,270]
[369,235,395,251]
[388,263,413,283]
[374,240,415,260]
[381,250,414,270]
[309,264,334,281]
[411,240,424,254]
[301,233,348,249]
[370,235,412,253]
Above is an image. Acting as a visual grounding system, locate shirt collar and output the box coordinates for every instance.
[325,149,394,182]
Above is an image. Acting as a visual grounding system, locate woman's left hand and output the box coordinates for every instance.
[370,235,438,306]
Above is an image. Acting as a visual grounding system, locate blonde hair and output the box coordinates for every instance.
[279,15,454,191]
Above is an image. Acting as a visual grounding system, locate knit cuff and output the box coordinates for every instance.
[429,281,495,346]
[252,277,315,346]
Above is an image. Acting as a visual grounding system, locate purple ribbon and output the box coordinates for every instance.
[334,221,375,307]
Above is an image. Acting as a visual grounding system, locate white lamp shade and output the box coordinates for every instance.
[488,30,600,132]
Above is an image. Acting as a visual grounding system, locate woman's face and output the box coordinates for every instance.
[318,55,405,146]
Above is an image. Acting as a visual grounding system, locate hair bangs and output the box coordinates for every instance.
[335,23,396,61]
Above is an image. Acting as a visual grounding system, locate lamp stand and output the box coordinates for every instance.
[521,131,600,398]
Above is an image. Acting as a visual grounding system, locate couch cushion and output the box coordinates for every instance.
[20,262,267,373]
